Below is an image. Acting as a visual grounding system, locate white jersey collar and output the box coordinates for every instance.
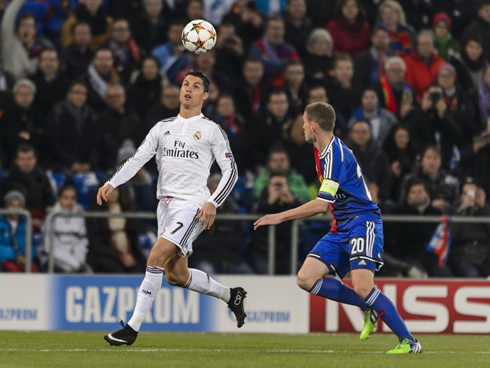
[178,113,204,122]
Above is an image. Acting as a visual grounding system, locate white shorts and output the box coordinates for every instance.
[157,197,203,257]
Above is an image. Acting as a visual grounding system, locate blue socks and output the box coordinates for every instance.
[310,279,414,342]
[365,287,414,342]
[310,278,367,310]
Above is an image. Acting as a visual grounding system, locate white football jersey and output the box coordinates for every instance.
[108,113,238,208]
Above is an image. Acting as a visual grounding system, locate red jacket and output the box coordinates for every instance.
[404,51,446,101]
[326,18,370,59]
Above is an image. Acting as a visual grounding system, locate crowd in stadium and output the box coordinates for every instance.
[0,0,489,277]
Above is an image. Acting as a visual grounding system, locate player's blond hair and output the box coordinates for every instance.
[305,102,336,132]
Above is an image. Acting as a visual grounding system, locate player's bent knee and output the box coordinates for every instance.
[352,284,372,300]
[166,273,187,287]
[296,271,315,291]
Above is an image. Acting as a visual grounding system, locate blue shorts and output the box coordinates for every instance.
[308,219,384,279]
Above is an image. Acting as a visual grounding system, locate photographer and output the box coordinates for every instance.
[405,85,463,168]
[251,173,301,274]
[449,182,490,277]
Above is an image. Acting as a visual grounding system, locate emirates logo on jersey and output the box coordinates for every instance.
[193,131,202,140]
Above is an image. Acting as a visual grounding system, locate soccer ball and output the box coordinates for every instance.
[181,19,217,54]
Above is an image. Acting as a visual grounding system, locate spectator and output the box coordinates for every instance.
[348,88,397,148]
[432,12,460,61]
[475,64,490,133]
[375,56,415,121]
[253,145,311,203]
[377,0,415,56]
[326,0,370,59]
[305,0,338,28]
[191,173,254,275]
[45,81,99,173]
[214,23,245,82]
[345,120,392,203]
[1,1,53,80]
[459,132,490,197]
[62,0,113,50]
[385,179,452,277]
[404,30,446,101]
[87,186,146,273]
[40,184,90,273]
[127,56,167,119]
[461,0,490,61]
[185,0,204,22]
[302,28,335,87]
[98,85,142,171]
[383,124,417,203]
[0,144,55,229]
[432,0,477,40]
[327,53,359,121]
[0,66,15,111]
[450,35,488,91]
[212,94,254,173]
[28,49,67,119]
[400,146,460,213]
[145,85,180,130]
[203,0,235,25]
[0,79,45,168]
[282,60,308,115]
[279,114,318,185]
[222,0,263,50]
[251,88,292,165]
[307,85,348,138]
[283,0,314,57]
[436,63,478,147]
[0,190,38,273]
[249,15,299,84]
[233,57,269,122]
[131,0,172,54]
[60,22,94,80]
[151,19,192,83]
[353,23,392,92]
[251,172,302,274]
[82,48,120,112]
[449,181,490,277]
[405,85,464,167]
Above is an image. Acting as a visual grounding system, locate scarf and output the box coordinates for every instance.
[443,88,458,111]
[478,82,490,130]
[74,4,108,36]
[260,37,281,62]
[109,38,141,65]
[88,63,118,99]
[379,73,411,114]
[461,48,486,72]
[389,26,412,56]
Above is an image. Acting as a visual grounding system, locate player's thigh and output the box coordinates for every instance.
[305,232,351,281]
[347,220,384,273]
[350,268,375,299]
[147,236,181,268]
[297,257,330,290]
[158,198,204,258]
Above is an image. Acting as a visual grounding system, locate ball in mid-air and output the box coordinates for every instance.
[181,19,217,54]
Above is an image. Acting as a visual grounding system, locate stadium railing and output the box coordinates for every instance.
[45,212,490,276]
[0,209,33,273]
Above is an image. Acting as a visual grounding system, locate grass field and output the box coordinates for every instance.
[1,332,489,368]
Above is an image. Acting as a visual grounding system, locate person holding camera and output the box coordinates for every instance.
[251,172,301,274]
[405,85,463,168]
[449,181,490,277]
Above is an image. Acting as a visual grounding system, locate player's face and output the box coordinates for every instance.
[303,112,315,143]
[180,75,209,108]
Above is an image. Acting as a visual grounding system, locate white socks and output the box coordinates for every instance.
[184,268,231,302]
[128,266,163,332]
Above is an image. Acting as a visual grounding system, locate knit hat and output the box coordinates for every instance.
[3,190,26,208]
[116,139,136,168]
[432,12,452,31]
[438,63,457,79]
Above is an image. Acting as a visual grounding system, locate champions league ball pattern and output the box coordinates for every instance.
[181,19,217,54]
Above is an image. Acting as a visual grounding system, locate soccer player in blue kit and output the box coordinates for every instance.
[254,102,421,354]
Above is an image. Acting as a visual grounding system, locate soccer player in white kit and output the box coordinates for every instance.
[99,70,247,346]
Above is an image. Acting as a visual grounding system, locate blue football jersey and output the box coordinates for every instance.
[315,136,381,232]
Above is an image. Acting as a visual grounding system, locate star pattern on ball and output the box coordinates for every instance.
[191,22,203,32]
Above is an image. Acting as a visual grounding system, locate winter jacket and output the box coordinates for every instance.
[0,215,29,264]
[404,51,446,100]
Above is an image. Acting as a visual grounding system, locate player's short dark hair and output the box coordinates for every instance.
[305,102,336,132]
[478,0,490,9]
[16,143,37,158]
[184,69,210,93]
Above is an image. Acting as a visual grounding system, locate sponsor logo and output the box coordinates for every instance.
[234,293,243,306]
[358,260,367,266]
[142,289,152,296]
[0,309,38,321]
[162,140,199,159]
[225,152,234,158]
[229,310,291,323]
[193,131,201,140]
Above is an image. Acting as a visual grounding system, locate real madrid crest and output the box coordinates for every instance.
[193,131,202,140]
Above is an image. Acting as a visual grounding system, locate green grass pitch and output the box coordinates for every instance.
[1,332,489,368]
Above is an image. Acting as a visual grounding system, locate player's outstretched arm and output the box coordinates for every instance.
[96,183,114,205]
[254,199,329,230]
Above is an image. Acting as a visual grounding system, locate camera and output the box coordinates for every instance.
[273,182,283,189]
[430,91,443,104]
